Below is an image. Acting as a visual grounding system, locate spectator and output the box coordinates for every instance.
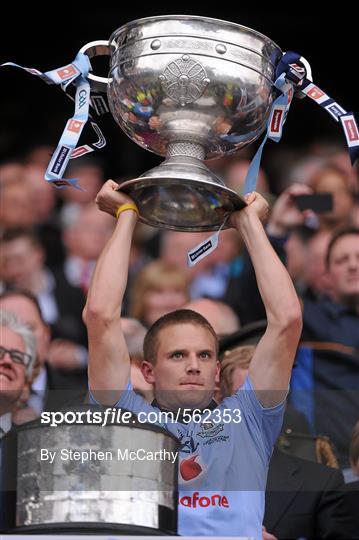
[307,164,355,231]
[161,229,242,302]
[0,309,36,531]
[291,227,359,466]
[0,309,36,433]
[223,158,271,195]
[218,332,358,540]
[59,156,105,227]
[189,228,242,300]
[0,180,36,230]
[0,290,88,412]
[62,203,115,294]
[160,230,212,280]
[184,298,240,337]
[264,447,357,539]
[0,160,24,187]
[129,260,189,327]
[283,226,331,298]
[218,330,310,435]
[0,227,87,350]
[22,164,57,225]
[22,162,64,268]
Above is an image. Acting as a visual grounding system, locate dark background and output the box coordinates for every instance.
[0,7,356,178]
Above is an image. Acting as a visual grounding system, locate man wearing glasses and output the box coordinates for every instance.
[0,310,36,530]
[0,310,36,438]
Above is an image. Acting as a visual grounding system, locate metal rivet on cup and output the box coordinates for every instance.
[215,44,227,55]
[151,39,161,50]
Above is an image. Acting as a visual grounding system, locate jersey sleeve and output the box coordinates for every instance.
[226,375,286,459]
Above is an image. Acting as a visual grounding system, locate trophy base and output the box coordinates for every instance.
[119,155,247,232]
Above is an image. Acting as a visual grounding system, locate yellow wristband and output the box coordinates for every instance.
[115,203,139,219]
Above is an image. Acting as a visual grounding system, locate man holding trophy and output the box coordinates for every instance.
[84,180,302,537]
[3,10,357,535]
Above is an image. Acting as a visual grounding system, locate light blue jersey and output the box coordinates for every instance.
[90,376,285,538]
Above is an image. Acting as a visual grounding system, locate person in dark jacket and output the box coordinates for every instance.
[264,447,358,539]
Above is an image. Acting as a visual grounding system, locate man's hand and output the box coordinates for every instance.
[266,183,314,237]
[229,191,269,230]
[95,180,135,218]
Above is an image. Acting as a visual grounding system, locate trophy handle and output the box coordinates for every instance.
[79,40,113,92]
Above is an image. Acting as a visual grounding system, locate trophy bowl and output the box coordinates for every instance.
[81,15,282,231]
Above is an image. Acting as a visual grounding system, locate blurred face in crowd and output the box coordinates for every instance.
[204,229,241,267]
[63,204,114,261]
[0,162,24,187]
[327,234,359,305]
[0,182,36,228]
[142,323,220,409]
[25,145,53,167]
[312,169,353,227]
[0,295,50,366]
[143,286,188,327]
[131,262,189,327]
[23,165,56,222]
[60,165,104,205]
[185,298,240,337]
[161,231,212,277]
[0,237,44,289]
[0,326,27,412]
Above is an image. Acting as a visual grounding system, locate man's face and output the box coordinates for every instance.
[142,323,219,410]
[315,172,353,224]
[0,238,43,288]
[327,234,359,304]
[0,296,50,365]
[0,326,27,412]
[63,206,114,261]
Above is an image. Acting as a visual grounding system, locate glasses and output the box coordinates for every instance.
[0,346,32,368]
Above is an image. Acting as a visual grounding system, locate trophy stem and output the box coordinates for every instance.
[167,141,205,161]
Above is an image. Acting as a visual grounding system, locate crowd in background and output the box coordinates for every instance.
[0,138,358,537]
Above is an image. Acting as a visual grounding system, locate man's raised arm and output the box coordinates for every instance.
[230,192,302,407]
[83,180,138,405]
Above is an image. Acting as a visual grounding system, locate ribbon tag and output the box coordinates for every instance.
[1,52,108,189]
[280,52,359,165]
[187,218,228,267]
[242,50,358,197]
[45,69,90,189]
[340,114,359,152]
[243,74,293,195]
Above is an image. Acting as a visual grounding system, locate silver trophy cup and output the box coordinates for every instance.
[80,15,282,231]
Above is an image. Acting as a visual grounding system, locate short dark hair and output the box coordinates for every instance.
[143,309,218,365]
[0,289,46,325]
[325,226,359,267]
